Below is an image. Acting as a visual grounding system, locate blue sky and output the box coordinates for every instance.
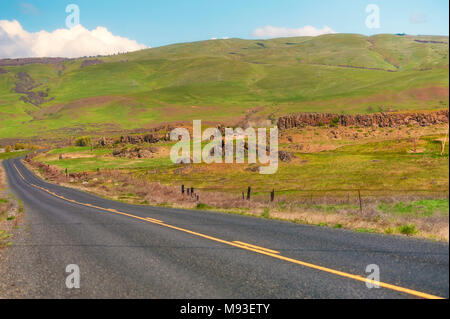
[0,0,448,58]
[1,0,448,48]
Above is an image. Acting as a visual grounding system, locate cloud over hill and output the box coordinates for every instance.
[0,20,148,58]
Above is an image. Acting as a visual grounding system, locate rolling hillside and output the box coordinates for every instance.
[0,33,448,139]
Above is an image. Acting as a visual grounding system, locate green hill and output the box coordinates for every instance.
[0,33,448,139]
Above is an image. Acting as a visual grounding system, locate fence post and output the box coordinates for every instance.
[270,189,275,202]
[191,187,194,197]
[242,192,245,200]
[358,190,363,213]
[247,187,251,200]
[181,184,185,194]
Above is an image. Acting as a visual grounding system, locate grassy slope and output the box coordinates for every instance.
[0,34,448,139]
[37,131,449,197]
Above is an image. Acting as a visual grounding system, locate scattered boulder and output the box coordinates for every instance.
[278,151,295,162]
[245,164,260,172]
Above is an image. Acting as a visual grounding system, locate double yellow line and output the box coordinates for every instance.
[13,163,445,299]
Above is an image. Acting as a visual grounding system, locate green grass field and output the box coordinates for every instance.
[0,34,448,139]
[36,131,449,199]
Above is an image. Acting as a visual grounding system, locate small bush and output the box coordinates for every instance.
[397,224,418,236]
[14,143,27,150]
[196,203,211,210]
[74,136,92,147]
[333,223,343,229]
[329,117,340,127]
[4,145,12,153]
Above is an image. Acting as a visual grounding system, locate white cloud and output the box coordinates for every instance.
[252,25,337,38]
[0,20,148,58]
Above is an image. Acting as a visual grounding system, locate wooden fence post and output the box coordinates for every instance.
[191,187,194,197]
[181,184,185,194]
[247,187,251,200]
[358,190,363,213]
[270,189,275,202]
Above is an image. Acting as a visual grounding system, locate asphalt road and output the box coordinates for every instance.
[0,158,448,299]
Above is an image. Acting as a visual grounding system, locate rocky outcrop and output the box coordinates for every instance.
[0,58,68,67]
[14,72,53,107]
[112,146,159,159]
[277,110,449,129]
[81,59,104,68]
[119,134,162,144]
[96,132,170,147]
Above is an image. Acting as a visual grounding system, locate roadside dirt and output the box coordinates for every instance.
[0,162,24,249]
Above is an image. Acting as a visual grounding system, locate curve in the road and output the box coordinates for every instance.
[6,159,446,299]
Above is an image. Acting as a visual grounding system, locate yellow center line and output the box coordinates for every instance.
[233,241,280,254]
[146,217,164,223]
[12,163,445,299]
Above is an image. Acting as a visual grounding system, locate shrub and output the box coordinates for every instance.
[4,145,12,153]
[329,117,340,127]
[14,143,28,150]
[397,224,418,236]
[74,136,92,147]
[195,203,211,210]
[261,208,270,218]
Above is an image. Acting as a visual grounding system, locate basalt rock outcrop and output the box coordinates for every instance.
[112,146,159,159]
[0,57,68,67]
[277,110,449,130]
[96,133,170,147]
[14,72,53,107]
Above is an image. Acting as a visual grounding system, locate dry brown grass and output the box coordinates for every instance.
[0,162,23,248]
[24,157,449,242]
[279,123,449,154]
